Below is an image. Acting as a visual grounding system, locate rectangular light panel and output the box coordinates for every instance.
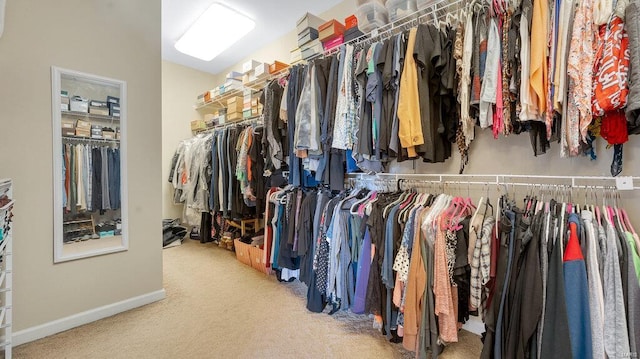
[175,3,255,61]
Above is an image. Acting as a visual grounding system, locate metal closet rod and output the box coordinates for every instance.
[347,173,640,190]
[197,116,263,135]
[306,0,465,62]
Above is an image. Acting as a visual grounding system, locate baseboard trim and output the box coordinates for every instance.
[12,289,166,346]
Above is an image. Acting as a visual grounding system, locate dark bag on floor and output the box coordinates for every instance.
[199,212,212,243]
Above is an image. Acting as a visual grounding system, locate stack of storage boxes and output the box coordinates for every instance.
[227,96,243,122]
[89,100,109,116]
[91,125,103,139]
[344,15,364,42]
[356,0,389,32]
[243,88,253,119]
[61,119,75,136]
[242,59,260,85]
[61,91,70,112]
[75,119,91,137]
[319,19,346,51]
[190,119,207,132]
[70,96,89,113]
[107,96,120,118]
[296,12,325,60]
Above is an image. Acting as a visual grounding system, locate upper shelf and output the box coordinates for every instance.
[194,67,291,112]
[62,110,119,122]
[195,88,244,112]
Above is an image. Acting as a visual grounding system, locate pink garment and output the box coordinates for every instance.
[434,216,458,343]
[493,58,504,139]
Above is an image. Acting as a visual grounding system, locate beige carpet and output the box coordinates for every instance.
[14,240,483,359]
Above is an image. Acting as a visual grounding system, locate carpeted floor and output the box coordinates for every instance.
[14,239,483,358]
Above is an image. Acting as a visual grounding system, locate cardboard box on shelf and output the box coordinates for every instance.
[296,12,325,34]
[226,71,243,81]
[62,120,75,129]
[91,128,103,139]
[227,97,244,113]
[345,14,358,29]
[302,40,323,59]
[228,112,242,122]
[254,63,270,78]
[190,120,206,131]
[242,71,257,85]
[106,96,120,104]
[269,61,289,74]
[75,128,90,137]
[227,96,243,106]
[225,79,243,91]
[109,103,120,117]
[323,35,344,51]
[319,19,345,43]
[197,93,206,105]
[70,96,89,113]
[290,48,302,63]
[89,106,109,116]
[102,130,115,139]
[62,127,75,136]
[242,60,261,74]
[90,100,108,108]
[76,120,91,129]
[297,27,319,47]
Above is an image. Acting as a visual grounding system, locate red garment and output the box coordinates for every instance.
[64,145,70,210]
[593,17,630,115]
[564,222,585,262]
[600,110,629,145]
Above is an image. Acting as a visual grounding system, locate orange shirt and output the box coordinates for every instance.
[530,0,549,115]
[398,28,423,158]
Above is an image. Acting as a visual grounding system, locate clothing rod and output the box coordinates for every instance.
[346,173,640,190]
[62,136,119,144]
[196,117,263,135]
[307,0,464,62]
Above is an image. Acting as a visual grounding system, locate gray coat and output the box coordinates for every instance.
[626,2,640,134]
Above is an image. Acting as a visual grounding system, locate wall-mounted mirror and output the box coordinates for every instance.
[51,67,128,263]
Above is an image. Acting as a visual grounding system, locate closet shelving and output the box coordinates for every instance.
[61,110,119,122]
[196,0,464,112]
[62,136,120,143]
[305,0,465,62]
[194,66,292,112]
[193,115,263,135]
[0,179,13,358]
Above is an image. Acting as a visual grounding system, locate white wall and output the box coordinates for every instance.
[0,0,163,335]
[161,61,217,220]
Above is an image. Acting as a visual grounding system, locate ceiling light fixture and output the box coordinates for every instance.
[175,2,255,61]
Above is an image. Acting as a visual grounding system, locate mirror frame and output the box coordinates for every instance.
[51,66,129,263]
